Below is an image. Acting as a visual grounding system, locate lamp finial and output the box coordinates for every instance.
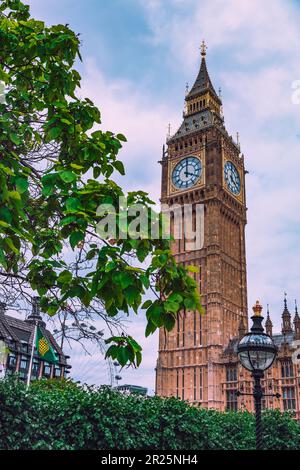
[253,300,263,317]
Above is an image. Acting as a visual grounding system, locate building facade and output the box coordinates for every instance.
[0,298,71,381]
[155,43,300,418]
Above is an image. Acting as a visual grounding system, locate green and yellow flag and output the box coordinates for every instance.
[36,327,58,363]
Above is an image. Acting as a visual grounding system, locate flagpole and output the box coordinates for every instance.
[26,320,37,389]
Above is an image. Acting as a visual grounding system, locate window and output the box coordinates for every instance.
[176,316,180,348]
[20,341,28,353]
[176,369,179,398]
[31,360,40,379]
[43,362,51,377]
[54,366,61,378]
[18,370,27,380]
[7,353,17,370]
[182,369,185,400]
[282,387,296,411]
[281,361,294,378]
[19,355,29,371]
[226,389,238,411]
[199,367,203,401]
[226,366,237,382]
[193,367,197,401]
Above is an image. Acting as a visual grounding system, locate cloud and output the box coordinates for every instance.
[139,0,300,68]
[80,59,176,203]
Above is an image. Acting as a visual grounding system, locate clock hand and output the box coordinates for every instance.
[184,160,189,176]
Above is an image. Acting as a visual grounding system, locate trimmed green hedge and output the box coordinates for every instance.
[0,378,299,450]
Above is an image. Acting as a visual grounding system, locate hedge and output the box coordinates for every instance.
[0,377,299,450]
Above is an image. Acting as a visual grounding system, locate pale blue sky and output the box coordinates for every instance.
[25,0,300,391]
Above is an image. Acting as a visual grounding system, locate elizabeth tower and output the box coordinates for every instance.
[156,43,248,410]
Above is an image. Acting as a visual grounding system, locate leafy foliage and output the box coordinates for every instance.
[0,378,299,450]
[0,0,202,366]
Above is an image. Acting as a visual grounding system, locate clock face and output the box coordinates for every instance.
[224,161,241,195]
[172,156,202,189]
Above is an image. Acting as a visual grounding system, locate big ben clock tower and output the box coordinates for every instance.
[156,42,248,410]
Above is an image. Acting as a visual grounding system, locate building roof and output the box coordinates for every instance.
[171,109,214,140]
[0,302,68,366]
[186,56,221,103]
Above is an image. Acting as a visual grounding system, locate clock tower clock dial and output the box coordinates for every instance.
[172,156,202,189]
[156,43,248,410]
[224,161,241,195]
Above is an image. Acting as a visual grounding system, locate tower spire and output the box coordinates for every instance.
[282,293,293,334]
[294,300,300,340]
[265,304,273,337]
[185,42,221,103]
[26,296,45,327]
[238,313,246,339]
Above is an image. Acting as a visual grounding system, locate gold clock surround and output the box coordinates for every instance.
[168,150,206,196]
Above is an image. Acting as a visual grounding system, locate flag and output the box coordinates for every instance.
[0,340,9,379]
[36,327,58,363]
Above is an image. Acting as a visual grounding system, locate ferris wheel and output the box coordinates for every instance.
[52,322,123,388]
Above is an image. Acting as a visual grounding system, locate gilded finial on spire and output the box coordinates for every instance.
[200,40,207,57]
[284,292,288,309]
[252,300,263,317]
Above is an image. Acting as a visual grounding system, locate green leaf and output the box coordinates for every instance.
[145,320,156,337]
[113,161,125,175]
[164,313,176,331]
[57,270,72,285]
[124,285,140,305]
[187,265,200,273]
[0,248,7,269]
[117,347,129,367]
[59,171,77,183]
[7,191,21,201]
[47,127,61,140]
[15,177,29,194]
[0,220,10,228]
[116,133,127,142]
[66,198,81,212]
[59,215,77,227]
[184,297,197,310]
[118,272,132,290]
[142,300,152,310]
[4,237,19,255]
[10,133,21,146]
[69,231,84,249]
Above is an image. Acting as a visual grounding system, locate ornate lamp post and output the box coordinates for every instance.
[237,301,279,450]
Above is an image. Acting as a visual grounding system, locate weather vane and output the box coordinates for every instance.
[200,40,207,57]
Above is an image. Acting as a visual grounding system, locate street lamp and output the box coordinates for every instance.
[237,301,279,450]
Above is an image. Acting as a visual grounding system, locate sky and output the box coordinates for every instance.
[23,0,300,392]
